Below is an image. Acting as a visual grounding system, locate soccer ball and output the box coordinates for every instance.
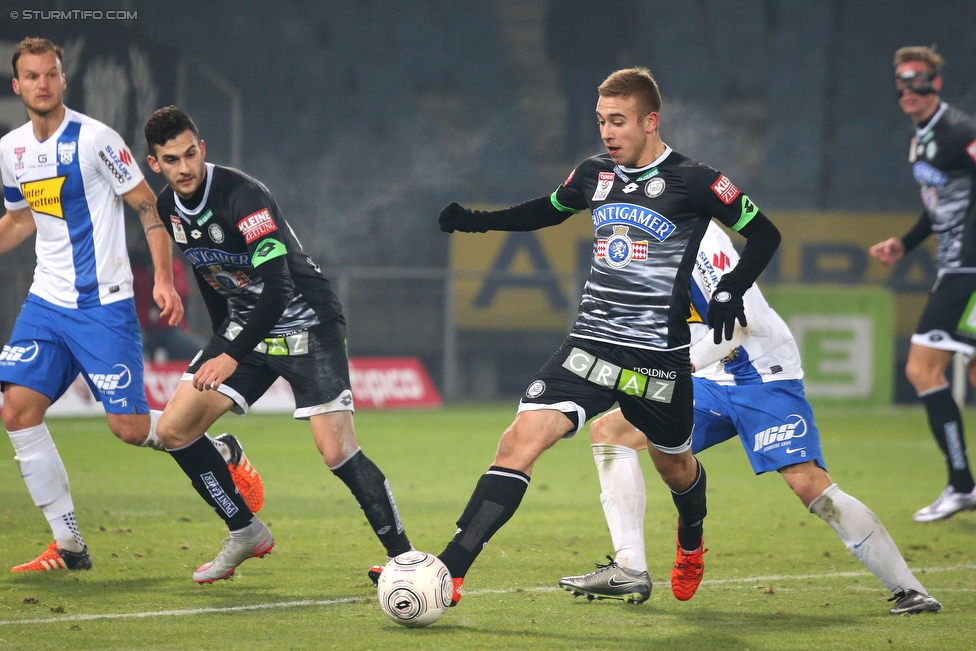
[377,551,453,628]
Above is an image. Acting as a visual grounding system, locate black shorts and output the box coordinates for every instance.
[518,337,694,453]
[187,320,353,418]
[914,272,976,354]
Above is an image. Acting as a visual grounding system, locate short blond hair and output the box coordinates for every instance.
[893,45,943,76]
[598,67,662,116]
[12,37,64,78]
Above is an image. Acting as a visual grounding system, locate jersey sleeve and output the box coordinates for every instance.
[550,161,592,214]
[89,126,144,196]
[684,164,759,233]
[229,184,288,269]
[1,145,27,210]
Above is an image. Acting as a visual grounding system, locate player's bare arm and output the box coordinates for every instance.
[0,206,37,255]
[124,180,184,326]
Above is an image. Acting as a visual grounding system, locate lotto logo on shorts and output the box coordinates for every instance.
[237,208,278,243]
[201,471,239,517]
[752,414,807,452]
[711,175,740,204]
[0,342,39,364]
[88,364,133,391]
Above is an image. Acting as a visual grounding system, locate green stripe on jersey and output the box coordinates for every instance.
[550,191,579,214]
[731,195,758,231]
[252,238,287,266]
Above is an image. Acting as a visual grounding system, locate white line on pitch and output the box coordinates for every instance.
[1,563,972,626]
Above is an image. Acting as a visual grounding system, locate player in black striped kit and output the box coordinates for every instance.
[143,106,413,582]
[870,46,976,523]
[432,67,781,607]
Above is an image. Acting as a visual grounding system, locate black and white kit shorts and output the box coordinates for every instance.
[517,337,694,454]
[913,272,976,355]
[186,319,353,419]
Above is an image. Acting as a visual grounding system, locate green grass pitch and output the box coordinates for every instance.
[1,404,973,650]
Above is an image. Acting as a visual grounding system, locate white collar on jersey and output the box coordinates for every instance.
[173,162,215,218]
[914,102,948,139]
[616,144,673,175]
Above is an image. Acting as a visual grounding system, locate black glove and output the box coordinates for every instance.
[706,287,747,345]
[438,202,485,233]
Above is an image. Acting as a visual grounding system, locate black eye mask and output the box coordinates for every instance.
[896,70,936,98]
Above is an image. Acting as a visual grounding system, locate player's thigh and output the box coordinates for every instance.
[689,378,738,454]
[589,408,648,450]
[62,300,150,414]
[186,335,279,415]
[495,409,578,474]
[0,297,82,407]
[726,380,826,474]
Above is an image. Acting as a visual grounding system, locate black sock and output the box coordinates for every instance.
[672,460,707,551]
[331,450,411,557]
[921,386,975,493]
[438,467,529,579]
[169,436,253,530]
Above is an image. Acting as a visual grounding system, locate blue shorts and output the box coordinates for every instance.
[691,377,826,475]
[0,294,149,414]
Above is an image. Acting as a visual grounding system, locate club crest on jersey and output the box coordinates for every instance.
[171,215,187,244]
[711,175,739,204]
[597,225,648,268]
[14,146,25,161]
[237,208,277,244]
[644,177,666,198]
[209,223,225,243]
[57,141,76,165]
[592,172,614,201]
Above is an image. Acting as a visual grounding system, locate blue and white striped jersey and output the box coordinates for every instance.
[2,107,143,308]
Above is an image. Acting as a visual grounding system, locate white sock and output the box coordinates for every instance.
[140,410,166,450]
[809,484,926,595]
[592,443,647,573]
[8,423,83,550]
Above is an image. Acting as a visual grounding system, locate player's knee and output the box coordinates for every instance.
[589,414,611,444]
[108,419,147,446]
[1,400,44,432]
[904,357,945,392]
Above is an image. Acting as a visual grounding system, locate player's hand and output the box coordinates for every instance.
[438,202,481,233]
[153,279,185,326]
[868,237,905,266]
[192,353,238,391]
[707,287,746,345]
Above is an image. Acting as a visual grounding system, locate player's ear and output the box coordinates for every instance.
[11,77,20,96]
[146,153,161,174]
[645,111,659,135]
[932,74,943,93]
[199,139,206,159]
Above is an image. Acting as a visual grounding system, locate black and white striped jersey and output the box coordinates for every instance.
[908,102,976,275]
[157,163,342,335]
[551,146,759,351]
